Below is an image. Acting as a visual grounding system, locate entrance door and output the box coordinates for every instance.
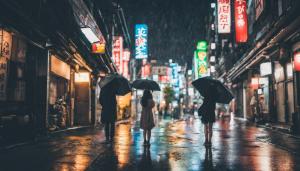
[74,82,91,125]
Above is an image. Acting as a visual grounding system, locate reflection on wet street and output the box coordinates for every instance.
[1,115,300,171]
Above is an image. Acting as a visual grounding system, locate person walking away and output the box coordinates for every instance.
[250,93,257,122]
[199,85,217,147]
[99,82,117,143]
[140,90,155,146]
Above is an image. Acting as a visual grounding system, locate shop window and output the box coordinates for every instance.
[0,29,27,102]
[8,34,27,101]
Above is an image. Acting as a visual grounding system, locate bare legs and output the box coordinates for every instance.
[204,123,213,145]
[143,129,152,145]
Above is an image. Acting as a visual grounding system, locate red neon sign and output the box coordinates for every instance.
[294,52,300,72]
[234,0,248,43]
[112,36,124,73]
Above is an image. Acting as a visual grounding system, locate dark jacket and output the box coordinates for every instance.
[99,84,117,123]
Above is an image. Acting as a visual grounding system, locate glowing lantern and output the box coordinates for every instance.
[294,52,300,71]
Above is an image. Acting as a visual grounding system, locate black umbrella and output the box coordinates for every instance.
[132,79,160,91]
[99,74,131,96]
[192,77,233,104]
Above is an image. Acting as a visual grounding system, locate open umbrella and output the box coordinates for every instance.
[192,77,233,104]
[132,79,160,91]
[99,74,131,96]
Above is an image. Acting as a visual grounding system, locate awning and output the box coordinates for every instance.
[227,13,300,81]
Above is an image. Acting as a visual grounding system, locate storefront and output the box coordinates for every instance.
[48,54,72,131]
[0,27,48,139]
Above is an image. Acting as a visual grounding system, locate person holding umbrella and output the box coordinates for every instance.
[132,79,160,146]
[192,77,233,147]
[99,72,131,143]
[99,75,117,143]
[140,90,155,146]
[198,84,217,146]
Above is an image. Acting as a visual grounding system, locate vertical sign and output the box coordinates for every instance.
[194,41,208,78]
[0,29,12,101]
[123,49,130,79]
[112,36,123,73]
[141,64,150,78]
[217,0,231,33]
[135,24,148,59]
[235,0,248,43]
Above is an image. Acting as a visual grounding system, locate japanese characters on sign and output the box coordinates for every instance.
[235,0,248,43]
[123,49,131,79]
[112,36,124,74]
[217,0,231,34]
[135,24,148,59]
[255,0,264,20]
[194,41,208,79]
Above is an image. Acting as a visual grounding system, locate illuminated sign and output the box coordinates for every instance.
[112,36,123,73]
[75,72,90,82]
[197,41,208,50]
[123,49,131,61]
[260,62,272,76]
[135,24,148,59]
[141,64,151,78]
[194,40,208,78]
[294,52,300,72]
[91,42,105,54]
[235,0,248,43]
[217,0,231,33]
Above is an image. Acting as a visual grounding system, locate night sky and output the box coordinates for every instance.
[121,0,210,67]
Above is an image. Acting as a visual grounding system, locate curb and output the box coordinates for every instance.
[0,125,94,152]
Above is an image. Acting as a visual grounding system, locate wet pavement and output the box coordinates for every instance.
[1,115,300,171]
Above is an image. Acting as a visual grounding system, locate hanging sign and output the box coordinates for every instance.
[217,0,231,33]
[260,62,272,76]
[294,52,300,72]
[235,0,248,43]
[135,24,148,59]
[112,36,124,73]
[91,42,105,54]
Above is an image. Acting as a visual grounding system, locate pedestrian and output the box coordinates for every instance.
[250,93,257,122]
[140,89,155,146]
[99,78,117,143]
[198,85,217,146]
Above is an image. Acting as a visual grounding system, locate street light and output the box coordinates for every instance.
[80,27,100,43]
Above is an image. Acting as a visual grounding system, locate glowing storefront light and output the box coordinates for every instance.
[75,72,90,82]
[294,52,300,71]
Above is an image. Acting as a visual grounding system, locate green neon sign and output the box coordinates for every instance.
[196,41,208,51]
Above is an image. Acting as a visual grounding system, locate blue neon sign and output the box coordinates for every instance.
[135,24,148,59]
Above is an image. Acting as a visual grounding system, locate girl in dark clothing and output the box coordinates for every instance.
[99,83,117,143]
[199,85,217,146]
